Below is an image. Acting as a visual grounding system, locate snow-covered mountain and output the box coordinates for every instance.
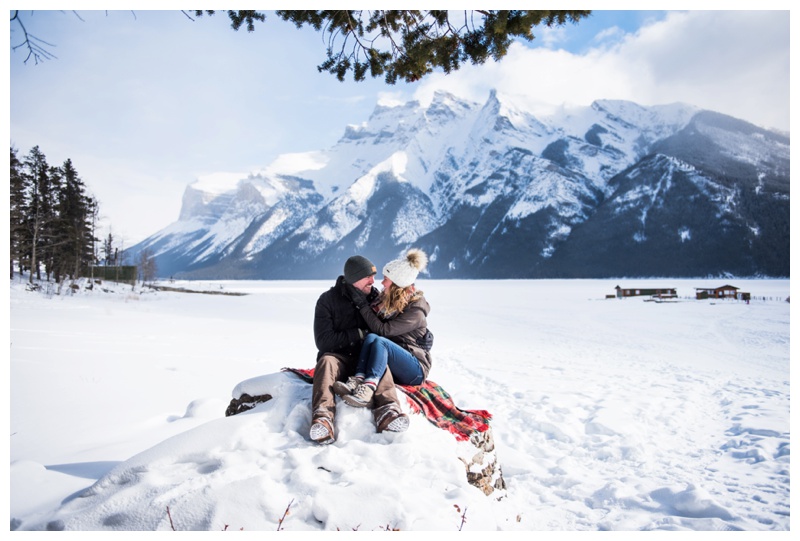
[130,91,789,279]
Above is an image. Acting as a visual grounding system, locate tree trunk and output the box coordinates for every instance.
[29,228,38,283]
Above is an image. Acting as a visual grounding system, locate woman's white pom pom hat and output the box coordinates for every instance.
[383,248,428,288]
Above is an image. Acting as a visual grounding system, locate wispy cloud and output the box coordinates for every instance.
[592,25,626,46]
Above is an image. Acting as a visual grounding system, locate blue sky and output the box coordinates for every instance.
[7,8,792,246]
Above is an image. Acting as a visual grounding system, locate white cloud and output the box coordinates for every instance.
[626,11,790,131]
[376,91,410,107]
[537,25,568,49]
[413,10,789,131]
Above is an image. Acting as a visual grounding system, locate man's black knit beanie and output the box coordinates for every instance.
[343,255,376,284]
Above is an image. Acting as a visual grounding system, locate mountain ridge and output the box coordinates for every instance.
[130,90,789,279]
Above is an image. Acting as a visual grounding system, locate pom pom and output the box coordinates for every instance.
[406,248,428,271]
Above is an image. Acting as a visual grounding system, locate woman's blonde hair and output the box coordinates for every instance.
[380,282,422,316]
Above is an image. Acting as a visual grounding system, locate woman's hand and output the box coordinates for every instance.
[346,283,368,309]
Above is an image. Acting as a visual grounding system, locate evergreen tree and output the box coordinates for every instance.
[86,197,100,279]
[53,159,95,281]
[103,232,115,266]
[42,164,63,280]
[22,146,58,282]
[9,147,27,278]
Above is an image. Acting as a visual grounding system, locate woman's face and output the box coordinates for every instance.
[381,276,393,291]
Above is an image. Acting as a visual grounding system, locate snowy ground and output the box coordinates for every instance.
[8,276,791,531]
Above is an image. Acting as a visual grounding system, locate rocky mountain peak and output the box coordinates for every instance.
[131,91,789,280]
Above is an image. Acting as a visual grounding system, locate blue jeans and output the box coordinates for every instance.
[356,333,425,386]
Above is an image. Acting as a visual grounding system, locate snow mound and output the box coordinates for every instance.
[28,372,498,531]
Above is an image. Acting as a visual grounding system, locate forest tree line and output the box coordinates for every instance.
[9,145,155,285]
[10,145,98,283]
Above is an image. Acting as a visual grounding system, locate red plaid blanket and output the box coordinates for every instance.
[282,368,492,442]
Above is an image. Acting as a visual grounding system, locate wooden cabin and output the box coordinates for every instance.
[695,285,750,301]
[615,285,677,299]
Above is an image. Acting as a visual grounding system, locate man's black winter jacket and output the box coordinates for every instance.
[313,275,378,361]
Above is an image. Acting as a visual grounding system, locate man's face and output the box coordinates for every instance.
[351,274,375,293]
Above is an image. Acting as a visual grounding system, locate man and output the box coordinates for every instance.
[309,255,409,444]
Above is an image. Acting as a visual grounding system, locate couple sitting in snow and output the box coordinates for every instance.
[309,248,433,445]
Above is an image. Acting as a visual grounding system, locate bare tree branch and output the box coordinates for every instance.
[10,10,58,64]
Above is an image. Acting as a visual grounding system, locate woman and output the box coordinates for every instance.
[335,248,433,408]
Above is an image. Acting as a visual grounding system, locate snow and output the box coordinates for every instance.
[8,276,790,532]
[242,208,292,257]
